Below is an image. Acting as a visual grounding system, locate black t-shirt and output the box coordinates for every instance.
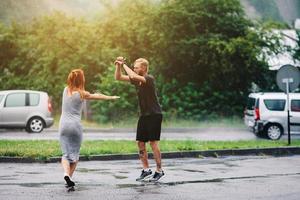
[130,74,162,116]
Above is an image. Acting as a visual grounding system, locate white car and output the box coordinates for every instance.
[244,92,300,140]
[0,90,54,133]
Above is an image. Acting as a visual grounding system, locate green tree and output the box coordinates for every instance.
[150,0,279,116]
[0,0,286,121]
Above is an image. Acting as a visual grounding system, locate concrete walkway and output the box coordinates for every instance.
[0,155,300,200]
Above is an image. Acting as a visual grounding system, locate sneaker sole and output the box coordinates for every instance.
[64,176,75,187]
[149,174,165,183]
[67,186,75,192]
[136,174,153,182]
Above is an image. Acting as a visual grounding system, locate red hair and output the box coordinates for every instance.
[67,69,85,99]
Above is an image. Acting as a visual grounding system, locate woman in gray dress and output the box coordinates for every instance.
[59,69,119,188]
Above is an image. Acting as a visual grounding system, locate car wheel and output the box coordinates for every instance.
[26,117,44,133]
[265,124,282,140]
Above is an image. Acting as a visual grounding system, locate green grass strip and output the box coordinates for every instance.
[0,140,300,160]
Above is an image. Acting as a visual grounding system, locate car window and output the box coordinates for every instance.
[246,97,256,110]
[5,93,26,107]
[0,95,4,104]
[264,99,286,111]
[291,100,300,112]
[29,93,40,106]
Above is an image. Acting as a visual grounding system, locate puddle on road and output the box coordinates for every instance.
[182,169,205,173]
[25,172,44,175]
[19,182,55,188]
[0,177,17,180]
[0,175,19,180]
[70,184,105,192]
[12,182,106,189]
[211,167,228,171]
[116,172,300,189]
[168,168,206,173]
[117,183,141,188]
[113,175,128,179]
[118,171,130,174]
[15,171,43,175]
[161,163,177,167]
[163,178,223,186]
[77,168,111,173]
[223,162,239,167]
[116,178,223,189]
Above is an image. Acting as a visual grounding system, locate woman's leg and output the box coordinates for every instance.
[69,161,78,177]
[61,158,71,176]
[62,158,75,187]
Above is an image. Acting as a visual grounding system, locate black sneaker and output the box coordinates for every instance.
[64,176,75,187]
[149,171,165,182]
[136,169,152,181]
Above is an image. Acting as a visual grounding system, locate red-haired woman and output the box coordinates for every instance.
[59,69,119,189]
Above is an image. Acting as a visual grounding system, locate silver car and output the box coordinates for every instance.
[0,90,54,133]
[244,92,300,140]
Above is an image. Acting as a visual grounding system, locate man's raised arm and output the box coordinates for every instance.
[114,57,130,82]
[122,64,146,83]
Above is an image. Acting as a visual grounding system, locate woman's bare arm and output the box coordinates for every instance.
[84,91,120,100]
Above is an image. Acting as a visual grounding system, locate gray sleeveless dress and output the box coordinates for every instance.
[59,87,83,163]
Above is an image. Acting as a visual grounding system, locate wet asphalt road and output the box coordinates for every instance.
[0,127,269,141]
[0,155,300,200]
[1,127,300,141]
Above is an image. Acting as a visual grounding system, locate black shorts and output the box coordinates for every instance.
[136,114,163,142]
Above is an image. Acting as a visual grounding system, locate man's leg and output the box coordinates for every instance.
[137,141,149,169]
[149,140,164,182]
[149,140,162,172]
[136,141,152,181]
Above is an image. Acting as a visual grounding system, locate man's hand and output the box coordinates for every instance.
[114,56,126,67]
[114,56,130,82]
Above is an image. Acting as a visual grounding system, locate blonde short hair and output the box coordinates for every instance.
[134,58,149,72]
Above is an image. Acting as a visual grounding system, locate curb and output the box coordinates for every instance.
[1,147,300,163]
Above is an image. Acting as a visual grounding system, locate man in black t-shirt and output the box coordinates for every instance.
[114,57,164,182]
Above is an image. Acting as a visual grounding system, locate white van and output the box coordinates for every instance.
[244,92,300,140]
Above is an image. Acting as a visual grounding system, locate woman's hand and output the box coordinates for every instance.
[92,92,120,100]
[110,96,120,100]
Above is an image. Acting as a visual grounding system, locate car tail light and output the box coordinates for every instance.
[48,98,52,113]
[254,108,260,120]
